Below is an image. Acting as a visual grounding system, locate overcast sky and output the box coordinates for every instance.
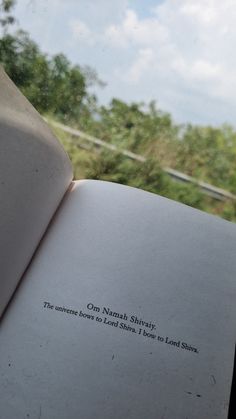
[12,0,236,126]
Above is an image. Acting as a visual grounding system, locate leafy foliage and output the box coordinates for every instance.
[85,152,205,210]
[54,126,236,221]
[0,30,100,122]
[0,0,15,29]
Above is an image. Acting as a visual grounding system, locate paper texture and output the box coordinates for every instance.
[0,180,235,418]
[0,67,73,316]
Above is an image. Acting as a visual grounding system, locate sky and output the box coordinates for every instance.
[11,0,236,126]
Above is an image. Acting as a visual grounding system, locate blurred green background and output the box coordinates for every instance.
[1,0,236,221]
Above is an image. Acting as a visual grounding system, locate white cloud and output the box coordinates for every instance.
[105,9,168,48]
[179,1,218,25]
[12,0,236,124]
[172,58,222,83]
[70,19,94,45]
[103,1,236,112]
[124,48,155,84]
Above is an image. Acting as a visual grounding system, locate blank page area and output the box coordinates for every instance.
[0,180,235,419]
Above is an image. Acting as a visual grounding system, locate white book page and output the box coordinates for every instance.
[0,67,72,317]
[0,180,235,419]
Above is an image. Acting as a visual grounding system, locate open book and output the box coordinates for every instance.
[0,67,235,419]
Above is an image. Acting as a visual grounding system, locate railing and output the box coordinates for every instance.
[47,118,236,202]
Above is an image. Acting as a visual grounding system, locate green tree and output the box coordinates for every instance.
[175,124,236,193]
[0,0,15,29]
[0,30,98,121]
